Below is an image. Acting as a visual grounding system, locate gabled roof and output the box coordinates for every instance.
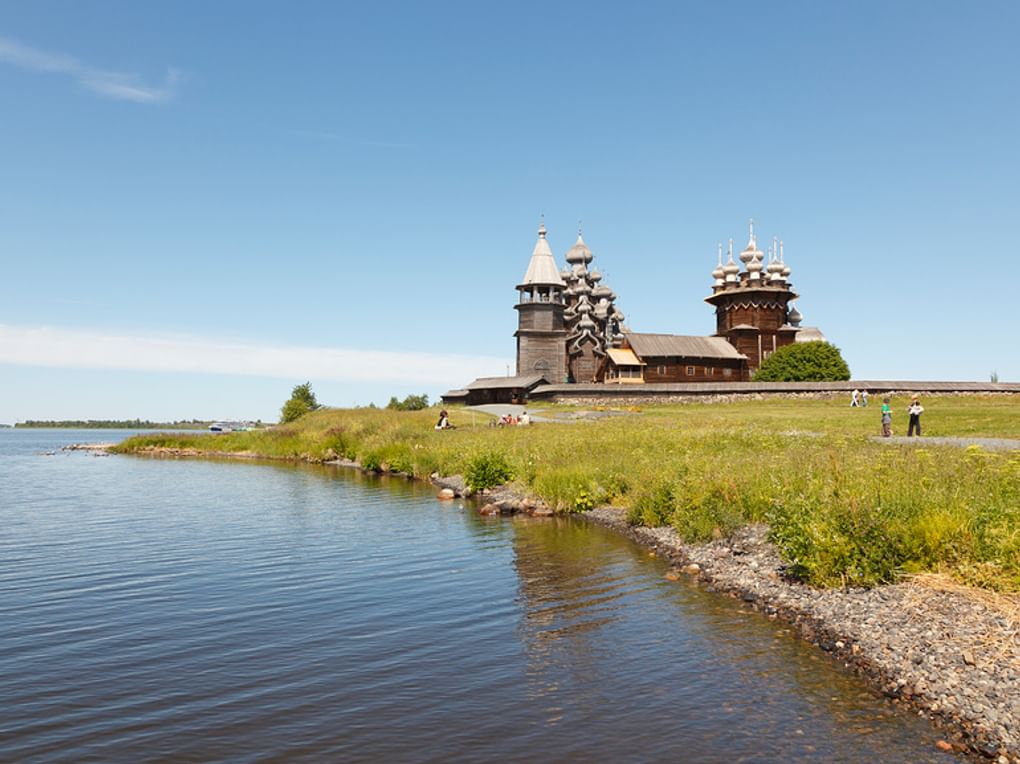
[624,332,746,360]
[607,347,643,366]
[464,374,548,390]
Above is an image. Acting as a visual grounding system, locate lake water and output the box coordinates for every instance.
[0,429,959,762]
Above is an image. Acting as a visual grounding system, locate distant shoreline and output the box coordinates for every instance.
[13,421,218,430]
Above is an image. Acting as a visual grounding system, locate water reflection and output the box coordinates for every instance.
[508,515,958,762]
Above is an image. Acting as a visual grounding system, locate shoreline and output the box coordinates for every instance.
[583,508,1020,762]
[119,444,1018,761]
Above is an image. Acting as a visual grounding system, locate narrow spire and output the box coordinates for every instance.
[779,240,785,262]
[773,236,778,259]
[748,218,756,246]
[717,242,723,265]
[578,219,583,237]
[538,213,546,238]
[727,238,734,262]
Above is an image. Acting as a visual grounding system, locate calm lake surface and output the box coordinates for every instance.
[0,429,959,763]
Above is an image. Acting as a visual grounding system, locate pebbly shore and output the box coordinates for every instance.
[584,507,1020,763]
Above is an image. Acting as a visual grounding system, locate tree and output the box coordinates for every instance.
[280,382,321,423]
[753,341,851,382]
[386,393,430,411]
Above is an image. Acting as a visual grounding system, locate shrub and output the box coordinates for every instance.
[465,450,514,493]
[627,478,676,527]
[531,467,602,513]
[753,341,850,382]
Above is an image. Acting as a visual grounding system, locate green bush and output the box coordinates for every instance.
[753,341,851,382]
[464,450,514,493]
[627,478,676,527]
[532,467,603,513]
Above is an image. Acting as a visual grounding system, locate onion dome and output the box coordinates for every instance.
[560,267,573,281]
[565,232,593,265]
[577,314,596,330]
[613,309,626,323]
[766,245,783,282]
[788,303,803,327]
[593,284,613,300]
[723,240,739,279]
[739,218,763,265]
[712,243,725,281]
[779,240,791,278]
[589,269,602,283]
[573,281,591,296]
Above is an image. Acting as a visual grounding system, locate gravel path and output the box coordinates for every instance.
[873,436,1020,452]
[585,507,1020,762]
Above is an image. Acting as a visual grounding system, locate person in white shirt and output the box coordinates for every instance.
[907,396,924,437]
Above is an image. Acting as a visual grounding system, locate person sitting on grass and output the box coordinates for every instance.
[435,410,454,430]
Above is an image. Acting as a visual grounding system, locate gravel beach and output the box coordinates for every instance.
[584,507,1020,762]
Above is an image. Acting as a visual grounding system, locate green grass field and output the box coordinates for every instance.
[113,395,1020,592]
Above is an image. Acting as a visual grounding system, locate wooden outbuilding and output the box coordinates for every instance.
[453,374,549,405]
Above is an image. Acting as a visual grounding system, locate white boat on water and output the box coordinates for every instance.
[209,421,253,433]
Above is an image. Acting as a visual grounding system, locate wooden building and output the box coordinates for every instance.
[514,223,568,383]
[612,333,749,382]
[460,375,548,405]
[704,223,801,374]
[443,219,823,404]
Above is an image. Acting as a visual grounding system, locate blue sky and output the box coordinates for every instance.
[1,1,1017,423]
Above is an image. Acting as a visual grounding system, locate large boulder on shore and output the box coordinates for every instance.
[432,474,468,497]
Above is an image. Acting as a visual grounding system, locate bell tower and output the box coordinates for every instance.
[514,221,567,382]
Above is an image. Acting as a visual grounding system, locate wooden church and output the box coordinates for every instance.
[447,219,822,404]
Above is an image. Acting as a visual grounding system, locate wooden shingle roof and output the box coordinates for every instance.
[464,374,548,390]
[624,332,746,360]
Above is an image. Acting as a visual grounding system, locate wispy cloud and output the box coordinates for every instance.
[0,325,507,384]
[0,36,178,103]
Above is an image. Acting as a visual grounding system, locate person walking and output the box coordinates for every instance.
[861,390,869,407]
[907,395,924,437]
[881,397,892,437]
[850,389,860,407]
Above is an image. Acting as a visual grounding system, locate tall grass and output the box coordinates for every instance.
[112,397,1020,591]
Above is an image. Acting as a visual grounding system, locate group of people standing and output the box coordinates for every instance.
[878,394,925,437]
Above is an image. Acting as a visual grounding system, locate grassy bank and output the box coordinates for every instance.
[113,396,1020,592]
